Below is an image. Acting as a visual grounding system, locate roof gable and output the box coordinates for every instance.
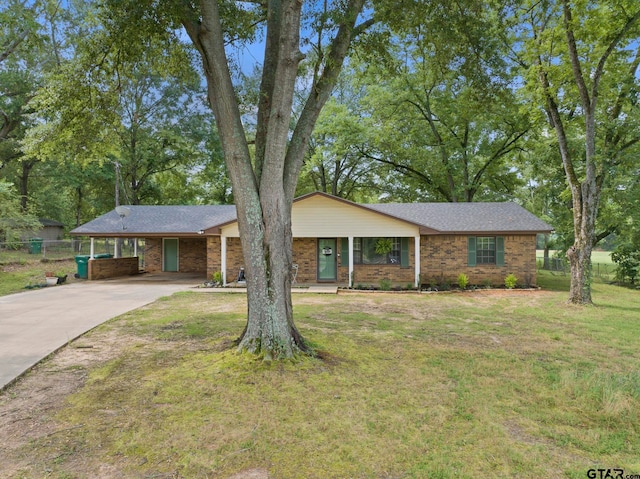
[219,192,421,237]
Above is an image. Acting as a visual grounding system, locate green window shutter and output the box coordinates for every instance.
[341,238,350,266]
[496,236,505,266]
[468,237,477,267]
[400,237,409,267]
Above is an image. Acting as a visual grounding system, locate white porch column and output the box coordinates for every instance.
[415,236,421,288]
[221,236,227,285]
[90,238,95,259]
[134,238,138,257]
[114,238,119,258]
[348,236,354,288]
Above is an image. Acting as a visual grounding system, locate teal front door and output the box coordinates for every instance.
[163,238,179,272]
[317,238,337,281]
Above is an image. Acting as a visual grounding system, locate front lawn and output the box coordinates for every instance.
[2,273,639,478]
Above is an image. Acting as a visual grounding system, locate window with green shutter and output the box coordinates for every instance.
[341,238,349,266]
[469,236,505,266]
[468,237,477,266]
[496,236,505,266]
[400,238,409,267]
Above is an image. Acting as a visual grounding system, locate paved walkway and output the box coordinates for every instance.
[0,280,194,391]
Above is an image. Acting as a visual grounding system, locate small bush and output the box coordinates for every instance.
[457,273,469,290]
[212,271,223,285]
[504,274,518,289]
[379,278,392,291]
[438,279,451,291]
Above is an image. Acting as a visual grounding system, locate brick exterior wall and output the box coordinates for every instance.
[205,236,248,283]
[144,233,537,286]
[88,257,139,280]
[141,237,206,274]
[292,238,318,283]
[206,236,221,280]
[144,238,162,272]
[420,234,537,287]
[178,238,207,273]
[225,237,245,283]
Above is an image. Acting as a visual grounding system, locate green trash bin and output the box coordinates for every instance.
[75,255,90,279]
[94,253,113,259]
[29,238,43,254]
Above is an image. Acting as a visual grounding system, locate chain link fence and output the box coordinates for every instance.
[0,238,145,266]
[537,256,617,282]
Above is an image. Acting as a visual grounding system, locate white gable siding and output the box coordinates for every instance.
[220,194,419,237]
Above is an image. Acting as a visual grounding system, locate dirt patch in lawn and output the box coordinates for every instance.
[0,329,141,477]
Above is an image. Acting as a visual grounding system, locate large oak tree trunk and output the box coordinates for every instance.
[181,0,367,358]
[235,193,307,358]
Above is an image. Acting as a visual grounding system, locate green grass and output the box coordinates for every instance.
[6,276,640,478]
[591,250,613,264]
[0,259,77,296]
[0,248,75,265]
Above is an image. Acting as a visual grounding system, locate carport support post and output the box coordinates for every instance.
[415,236,420,288]
[221,236,227,285]
[348,236,354,288]
[90,238,95,259]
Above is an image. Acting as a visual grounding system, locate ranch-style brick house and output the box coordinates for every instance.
[71,192,552,286]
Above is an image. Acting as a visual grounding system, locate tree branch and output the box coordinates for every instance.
[562,1,591,112]
[283,0,369,203]
[358,148,452,202]
[180,0,257,201]
[0,29,29,64]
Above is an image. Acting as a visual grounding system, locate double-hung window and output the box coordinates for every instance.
[468,236,504,266]
[476,237,496,264]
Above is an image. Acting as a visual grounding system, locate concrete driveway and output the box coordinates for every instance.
[0,279,195,390]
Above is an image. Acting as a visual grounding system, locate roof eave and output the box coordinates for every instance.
[70,232,208,238]
[427,229,552,235]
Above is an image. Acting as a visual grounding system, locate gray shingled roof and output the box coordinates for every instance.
[71,196,551,236]
[365,202,552,233]
[39,218,65,227]
[70,205,237,235]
